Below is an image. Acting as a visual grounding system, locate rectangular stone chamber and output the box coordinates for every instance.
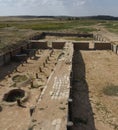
[52,42,65,49]
[31,41,48,49]
[73,42,89,50]
[94,43,111,50]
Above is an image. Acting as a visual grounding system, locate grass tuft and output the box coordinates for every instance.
[103,84,118,96]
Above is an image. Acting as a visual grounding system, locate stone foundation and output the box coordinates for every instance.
[52,42,65,49]
[31,41,48,49]
[73,42,89,50]
[94,43,111,50]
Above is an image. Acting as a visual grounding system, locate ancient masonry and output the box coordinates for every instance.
[0,32,117,130]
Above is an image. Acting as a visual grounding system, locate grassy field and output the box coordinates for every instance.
[0,19,96,52]
[0,17,117,53]
[0,19,98,30]
[101,20,118,34]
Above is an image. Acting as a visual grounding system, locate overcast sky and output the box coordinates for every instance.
[0,0,117,16]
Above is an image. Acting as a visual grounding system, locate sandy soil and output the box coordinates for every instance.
[84,51,118,130]
[0,37,118,130]
[71,50,118,130]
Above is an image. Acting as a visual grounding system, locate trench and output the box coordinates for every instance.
[68,49,96,130]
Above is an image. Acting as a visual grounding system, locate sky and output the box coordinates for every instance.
[0,0,117,16]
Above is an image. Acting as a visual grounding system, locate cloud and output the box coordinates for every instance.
[69,0,86,6]
[0,0,117,16]
[0,0,92,16]
[0,0,87,7]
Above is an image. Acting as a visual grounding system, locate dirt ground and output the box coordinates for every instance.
[0,36,118,130]
[80,50,118,130]
[94,25,118,44]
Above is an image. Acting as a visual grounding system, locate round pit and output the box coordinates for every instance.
[3,89,25,102]
[2,89,28,105]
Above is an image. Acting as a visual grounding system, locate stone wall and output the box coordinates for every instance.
[29,32,46,40]
[27,43,32,49]
[94,43,111,50]
[29,32,93,40]
[3,52,11,65]
[0,43,33,66]
[52,42,65,49]
[44,32,93,38]
[11,47,21,57]
[31,41,48,49]
[73,42,89,50]
[0,55,4,66]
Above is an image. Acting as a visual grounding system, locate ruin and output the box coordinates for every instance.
[73,42,89,50]
[0,32,117,67]
[94,42,111,50]
[31,40,48,49]
[0,31,117,130]
[52,42,65,49]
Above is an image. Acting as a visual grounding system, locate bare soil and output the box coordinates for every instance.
[0,38,117,130]
[81,50,118,130]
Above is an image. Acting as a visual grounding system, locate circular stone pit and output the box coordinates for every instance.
[12,75,28,83]
[2,89,28,105]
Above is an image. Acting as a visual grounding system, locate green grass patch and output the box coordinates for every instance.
[0,43,6,49]
[101,21,118,34]
[0,23,7,28]
[0,19,99,30]
[103,84,118,96]
[75,27,97,33]
[17,20,97,30]
[0,19,116,53]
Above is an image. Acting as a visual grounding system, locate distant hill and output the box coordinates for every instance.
[15,15,55,19]
[0,15,118,20]
[88,15,118,20]
[18,15,118,20]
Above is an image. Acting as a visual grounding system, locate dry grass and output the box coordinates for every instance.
[103,84,118,96]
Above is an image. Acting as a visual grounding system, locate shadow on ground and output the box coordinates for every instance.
[69,50,96,130]
[0,62,21,80]
[0,53,37,80]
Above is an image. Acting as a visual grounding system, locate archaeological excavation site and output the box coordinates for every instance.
[0,19,118,130]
